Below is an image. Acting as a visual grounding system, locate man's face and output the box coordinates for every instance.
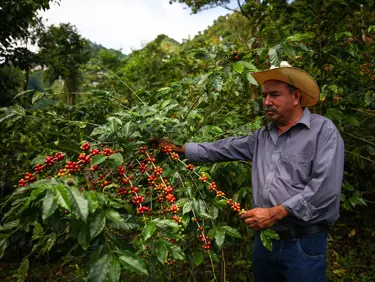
[262,80,299,124]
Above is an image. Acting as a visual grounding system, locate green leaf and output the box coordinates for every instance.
[14,258,29,282]
[31,91,45,104]
[281,41,296,58]
[169,245,186,261]
[109,153,123,168]
[214,229,226,248]
[32,223,44,240]
[207,228,217,238]
[30,156,46,165]
[260,230,273,251]
[68,187,89,222]
[0,105,25,124]
[109,198,132,212]
[199,211,212,220]
[0,237,9,259]
[238,61,258,71]
[233,62,244,74]
[42,189,58,220]
[13,90,35,99]
[210,73,223,92]
[90,210,106,240]
[118,250,148,275]
[108,117,122,132]
[161,100,171,108]
[123,121,131,138]
[42,233,56,254]
[335,31,351,41]
[87,191,99,213]
[20,133,25,143]
[181,214,190,228]
[349,192,367,207]
[141,222,157,241]
[87,253,111,282]
[176,198,189,207]
[106,258,121,282]
[286,32,314,42]
[105,209,138,230]
[209,206,219,220]
[193,251,204,266]
[53,184,71,211]
[154,239,169,264]
[156,219,180,229]
[262,229,280,240]
[192,199,204,214]
[91,155,108,166]
[214,199,227,207]
[220,226,242,238]
[78,224,90,250]
[268,46,281,67]
[106,209,124,228]
[247,38,256,48]
[0,219,20,231]
[183,201,192,214]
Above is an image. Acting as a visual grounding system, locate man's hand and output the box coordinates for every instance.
[148,138,185,154]
[240,205,288,231]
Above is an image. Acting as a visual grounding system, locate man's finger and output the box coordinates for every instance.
[245,218,256,225]
[240,210,253,219]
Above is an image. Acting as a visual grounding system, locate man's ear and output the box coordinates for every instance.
[293,90,302,105]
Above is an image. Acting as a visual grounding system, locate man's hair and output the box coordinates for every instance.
[287,84,298,94]
[287,83,302,105]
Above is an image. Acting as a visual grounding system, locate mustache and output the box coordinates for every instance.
[264,107,277,112]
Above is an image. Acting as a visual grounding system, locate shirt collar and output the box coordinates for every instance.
[266,107,311,131]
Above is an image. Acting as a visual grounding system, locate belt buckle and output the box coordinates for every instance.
[289,228,297,239]
[278,229,297,241]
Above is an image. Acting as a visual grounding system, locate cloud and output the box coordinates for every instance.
[39,0,233,54]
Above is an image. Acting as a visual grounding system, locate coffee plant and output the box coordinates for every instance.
[0,137,278,281]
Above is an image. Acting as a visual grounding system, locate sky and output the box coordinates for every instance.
[39,0,237,54]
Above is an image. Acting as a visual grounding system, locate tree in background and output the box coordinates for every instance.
[37,23,90,104]
[0,0,58,106]
[0,0,58,54]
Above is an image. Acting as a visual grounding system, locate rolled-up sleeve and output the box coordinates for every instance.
[184,133,257,163]
[282,128,344,221]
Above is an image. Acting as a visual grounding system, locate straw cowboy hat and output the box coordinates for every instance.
[252,61,320,107]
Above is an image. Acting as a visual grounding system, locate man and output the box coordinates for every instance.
[155,61,344,281]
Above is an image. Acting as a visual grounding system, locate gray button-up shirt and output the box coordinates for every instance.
[185,108,344,229]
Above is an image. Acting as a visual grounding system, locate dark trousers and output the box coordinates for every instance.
[252,231,327,282]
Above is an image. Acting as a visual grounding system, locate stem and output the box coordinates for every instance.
[175,157,230,202]
[108,97,131,110]
[98,63,146,105]
[345,132,375,147]
[27,115,100,127]
[221,249,226,282]
[208,251,217,282]
[345,150,375,164]
[348,106,375,118]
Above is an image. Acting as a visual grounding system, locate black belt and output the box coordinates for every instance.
[275,224,329,241]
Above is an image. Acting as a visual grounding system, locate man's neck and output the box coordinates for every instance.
[277,108,304,135]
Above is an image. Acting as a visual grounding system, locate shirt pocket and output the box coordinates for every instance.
[280,153,310,186]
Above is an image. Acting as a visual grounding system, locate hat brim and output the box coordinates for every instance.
[251,67,320,107]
